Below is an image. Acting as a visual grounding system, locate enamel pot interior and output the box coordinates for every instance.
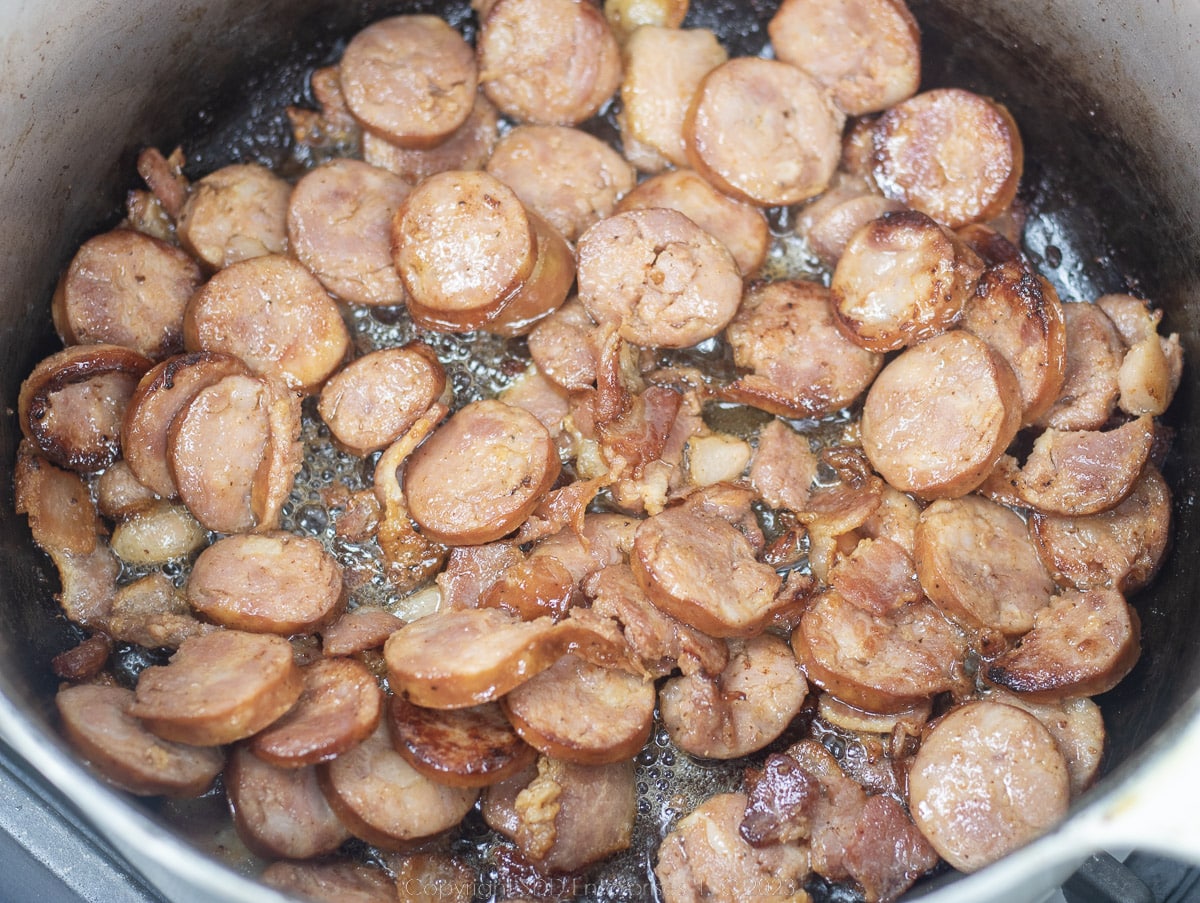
[0,0,1198,900]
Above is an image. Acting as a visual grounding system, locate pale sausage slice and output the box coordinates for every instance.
[831,210,984,352]
[384,609,566,708]
[615,168,769,277]
[725,280,882,417]
[130,630,302,746]
[873,88,1024,228]
[287,158,410,306]
[1031,462,1171,594]
[486,125,636,242]
[225,745,350,859]
[527,298,599,391]
[684,57,844,207]
[576,207,743,349]
[52,229,201,360]
[861,330,1022,499]
[320,606,406,657]
[963,259,1067,425]
[793,591,968,713]
[168,372,302,534]
[122,351,250,498]
[250,657,382,767]
[339,15,477,148]
[19,343,152,474]
[796,182,905,268]
[362,91,499,185]
[392,170,573,336]
[769,0,920,115]
[1034,300,1124,431]
[176,163,291,270]
[405,399,559,546]
[188,532,345,635]
[655,793,809,903]
[632,504,782,637]
[318,720,478,849]
[56,683,223,797]
[659,634,808,759]
[317,343,446,456]
[909,701,1069,872]
[986,588,1141,702]
[477,0,622,126]
[915,495,1055,636]
[501,654,654,764]
[389,695,535,787]
[261,861,396,903]
[617,25,728,172]
[184,254,350,393]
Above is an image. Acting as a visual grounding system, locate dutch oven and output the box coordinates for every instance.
[1,0,1199,901]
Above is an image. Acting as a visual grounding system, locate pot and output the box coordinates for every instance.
[1,1,1199,901]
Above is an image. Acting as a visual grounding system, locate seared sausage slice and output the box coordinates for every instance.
[317,344,446,456]
[1033,300,1124,431]
[188,532,345,635]
[261,861,396,903]
[392,170,573,336]
[486,125,636,242]
[617,25,728,172]
[873,88,1024,228]
[633,504,782,637]
[362,91,500,185]
[984,416,1154,517]
[862,330,1022,499]
[390,696,535,787]
[52,229,201,360]
[768,0,920,115]
[320,606,406,656]
[660,634,808,759]
[1031,462,1171,594]
[963,259,1067,425]
[384,609,566,708]
[986,588,1141,702]
[915,495,1055,636]
[184,254,350,393]
[339,15,477,149]
[225,745,350,859]
[501,654,654,764]
[122,351,250,498]
[168,372,302,534]
[616,168,769,278]
[176,163,291,270]
[318,720,478,849]
[287,158,410,307]
[477,0,622,126]
[655,793,809,903]
[793,591,968,713]
[909,701,1069,872]
[725,280,882,417]
[577,207,743,349]
[250,657,381,767]
[684,57,844,207]
[405,399,560,546]
[130,630,303,746]
[19,343,152,474]
[15,441,99,555]
[831,210,984,352]
[828,535,921,617]
[527,298,599,391]
[56,684,224,797]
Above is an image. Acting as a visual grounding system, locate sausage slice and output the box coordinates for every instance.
[1033,300,1124,431]
[389,695,536,787]
[501,654,655,764]
[250,657,382,767]
[861,330,1022,499]
[176,163,291,271]
[362,91,500,185]
[684,56,844,207]
[339,15,477,149]
[130,630,303,746]
[909,701,1069,872]
[527,298,599,391]
[405,399,560,546]
[577,207,743,349]
[318,721,478,849]
[57,683,224,797]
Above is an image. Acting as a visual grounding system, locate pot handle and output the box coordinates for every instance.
[1056,696,1200,865]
